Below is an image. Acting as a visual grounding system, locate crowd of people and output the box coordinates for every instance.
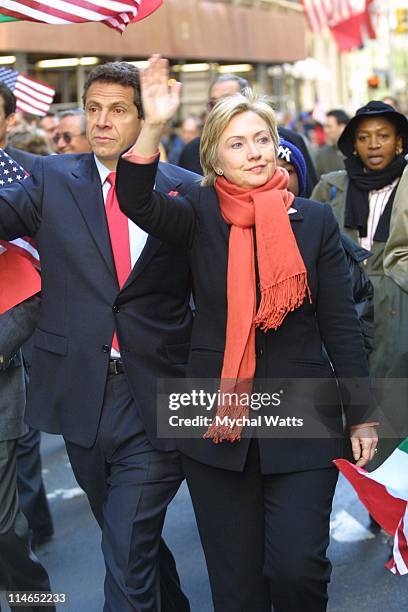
[0,53,406,611]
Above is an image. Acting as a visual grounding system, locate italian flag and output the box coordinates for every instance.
[0,15,18,22]
[334,438,408,575]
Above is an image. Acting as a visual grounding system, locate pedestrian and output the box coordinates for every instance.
[0,295,55,611]
[315,109,349,177]
[277,137,374,354]
[53,109,91,154]
[312,100,408,470]
[117,55,378,612]
[0,87,55,550]
[0,60,198,611]
[39,111,59,152]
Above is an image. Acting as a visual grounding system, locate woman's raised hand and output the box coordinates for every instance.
[141,55,181,126]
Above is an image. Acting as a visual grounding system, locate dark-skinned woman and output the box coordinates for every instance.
[116,56,378,612]
[312,101,408,471]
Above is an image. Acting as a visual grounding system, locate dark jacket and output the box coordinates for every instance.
[0,295,40,441]
[5,146,37,174]
[117,157,376,474]
[340,233,373,356]
[0,153,198,450]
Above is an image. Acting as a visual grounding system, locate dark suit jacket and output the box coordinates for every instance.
[117,157,375,474]
[0,295,40,441]
[0,153,198,450]
[5,145,38,174]
[4,146,39,368]
[178,137,202,176]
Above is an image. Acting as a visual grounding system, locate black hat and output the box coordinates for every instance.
[338,100,408,157]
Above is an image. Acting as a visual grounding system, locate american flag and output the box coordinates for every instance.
[301,0,362,32]
[0,0,162,34]
[0,67,55,117]
[0,149,40,269]
[301,0,376,51]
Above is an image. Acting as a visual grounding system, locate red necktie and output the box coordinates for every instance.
[105,171,131,351]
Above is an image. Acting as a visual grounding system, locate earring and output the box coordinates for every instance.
[353,150,359,157]
[396,146,403,155]
[216,168,223,176]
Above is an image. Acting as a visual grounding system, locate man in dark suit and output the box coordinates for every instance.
[0,83,54,550]
[0,295,54,610]
[0,62,197,611]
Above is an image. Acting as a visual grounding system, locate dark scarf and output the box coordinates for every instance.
[344,155,406,240]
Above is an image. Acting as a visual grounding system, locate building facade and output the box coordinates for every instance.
[0,0,307,116]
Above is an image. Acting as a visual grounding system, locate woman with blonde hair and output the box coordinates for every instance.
[117,56,378,612]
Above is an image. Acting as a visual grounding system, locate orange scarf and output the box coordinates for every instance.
[204,167,311,443]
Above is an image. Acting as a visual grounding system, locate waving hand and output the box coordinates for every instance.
[141,55,181,126]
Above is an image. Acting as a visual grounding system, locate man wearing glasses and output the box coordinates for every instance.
[54,109,91,154]
[178,74,248,174]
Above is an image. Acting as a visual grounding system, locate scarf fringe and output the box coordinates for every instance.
[203,394,249,443]
[254,272,311,331]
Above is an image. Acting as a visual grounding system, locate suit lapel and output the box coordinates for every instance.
[68,155,117,281]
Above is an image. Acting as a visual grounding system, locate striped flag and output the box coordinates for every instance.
[0,0,162,33]
[301,0,376,51]
[335,438,408,575]
[0,148,41,313]
[0,67,55,116]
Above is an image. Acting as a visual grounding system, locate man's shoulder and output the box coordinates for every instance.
[180,137,200,156]
[319,169,348,188]
[5,146,37,173]
[33,152,93,174]
[157,160,201,191]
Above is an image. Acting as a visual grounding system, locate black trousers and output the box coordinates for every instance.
[16,427,54,539]
[182,441,338,612]
[0,440,54,612]
[65,372,189,612]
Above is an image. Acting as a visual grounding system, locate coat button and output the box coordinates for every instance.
[102,345,110,353]
[112,304,120,313]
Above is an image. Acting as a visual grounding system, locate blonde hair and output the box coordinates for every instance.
[200,90,279,187]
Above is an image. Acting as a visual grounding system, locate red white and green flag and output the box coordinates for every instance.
[334,438,408,575]
[0,1,162,33]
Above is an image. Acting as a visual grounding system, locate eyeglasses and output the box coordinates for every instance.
[52,131,84,145]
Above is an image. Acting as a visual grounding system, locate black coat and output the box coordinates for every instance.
[340,233,373,356]
[0,153,198,450]
[117,157,376,474]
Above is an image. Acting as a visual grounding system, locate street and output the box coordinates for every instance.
[1,433,407,612]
